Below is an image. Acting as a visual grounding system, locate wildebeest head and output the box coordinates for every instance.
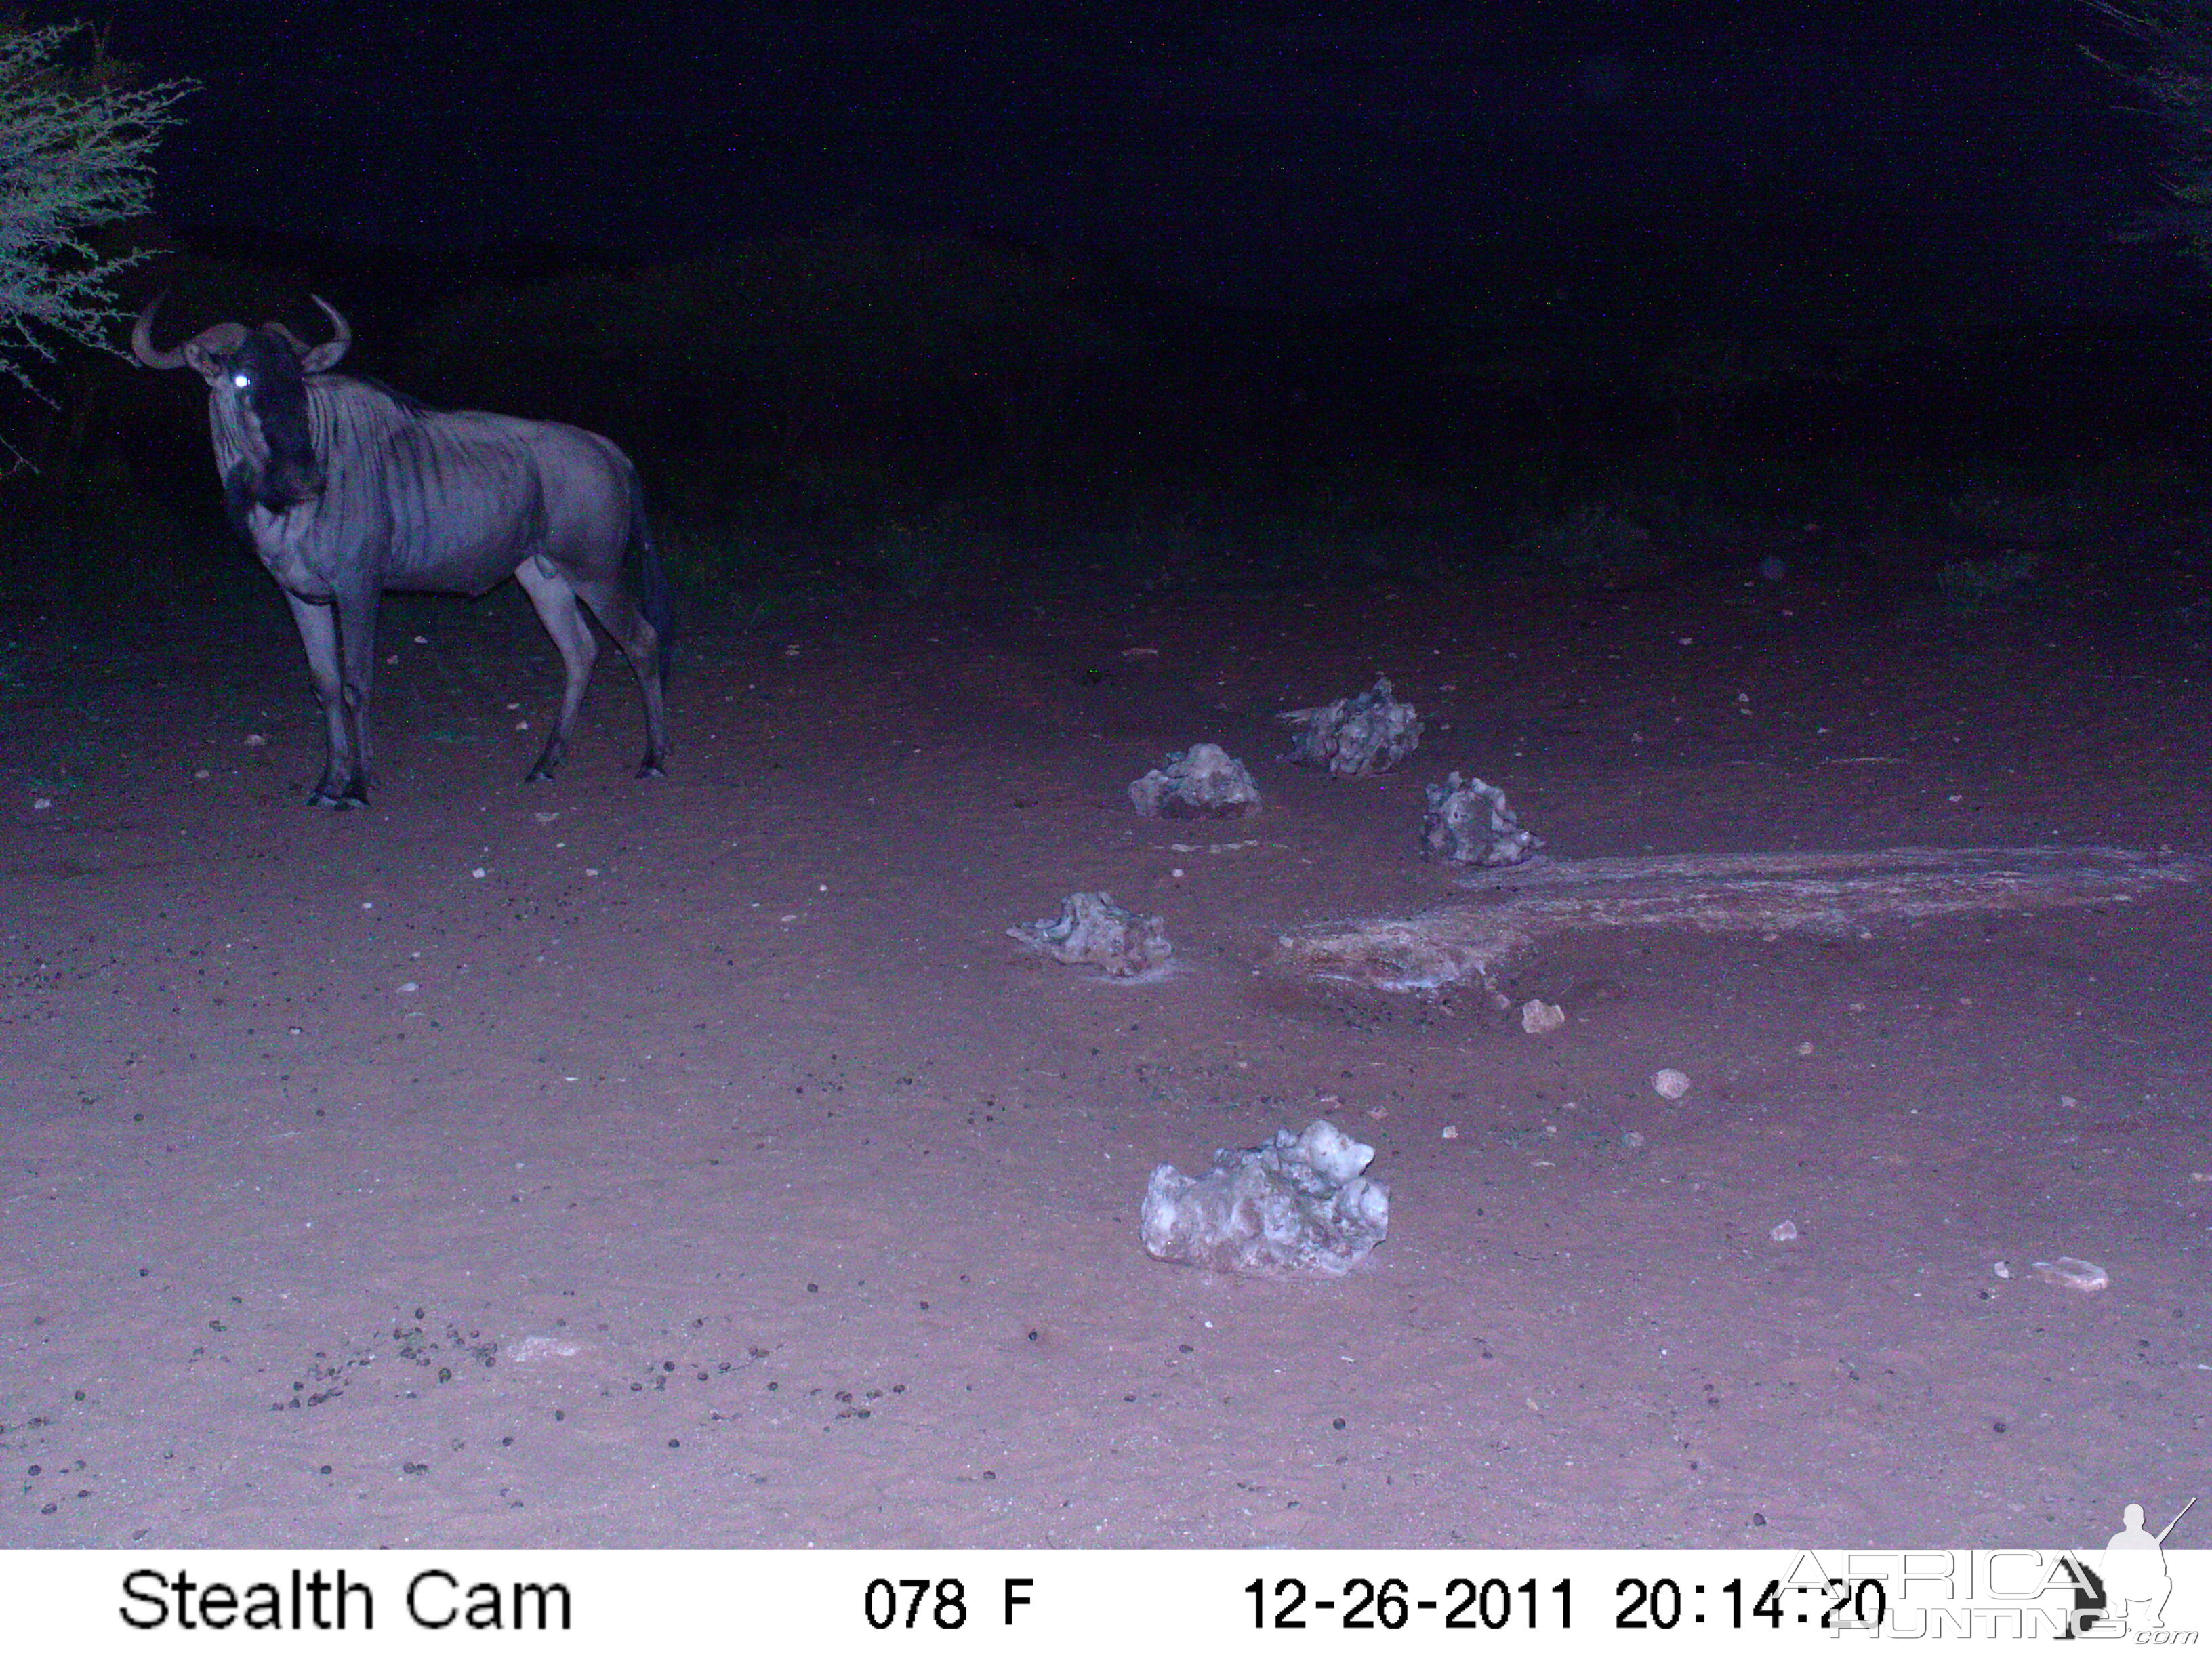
[134,295,352,512]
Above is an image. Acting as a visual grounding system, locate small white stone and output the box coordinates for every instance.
[244,733,266,747]
[1519,999,1567,1036]
[1993,1261,2011,1279]
[2060,1094,2080,1109]
[1622,1130,1646,1149]
[32,796,52,810]
[506,1334,582,1363]
[471,867,487,879]
[1769,1220,1799,1243]
[1440,1125,1459,1139]
[1796,1040,1814,1056]
[397,982,418,994]
[2033,1257,2108,1292]
[1652,1067,1692,1101]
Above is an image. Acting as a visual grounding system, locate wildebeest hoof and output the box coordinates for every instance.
[309,779,368,809]
[636,758,667,779]
[523,766,555,784]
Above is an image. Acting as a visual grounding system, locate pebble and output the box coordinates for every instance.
[1652,1068,1692,1101]
[1519,999,1567,1036]
[1769,1221,1799,1243]
[2032,1257,2108,1292]
[506,1336,583,1363]
[1622,1131,1646,1149]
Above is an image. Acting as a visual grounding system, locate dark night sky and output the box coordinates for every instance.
[52,0,2190,314]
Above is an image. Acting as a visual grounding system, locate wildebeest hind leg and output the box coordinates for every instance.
[514,557,600,782]
[573,577,669,779]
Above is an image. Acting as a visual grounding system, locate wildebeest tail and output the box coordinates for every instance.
[626,468,674,684]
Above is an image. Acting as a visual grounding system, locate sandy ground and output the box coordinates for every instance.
[2,548,2207,1549]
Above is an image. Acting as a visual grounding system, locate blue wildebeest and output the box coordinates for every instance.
[134,295,670,808]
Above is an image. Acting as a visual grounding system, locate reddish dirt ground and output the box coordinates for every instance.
[3,551,2207,1549]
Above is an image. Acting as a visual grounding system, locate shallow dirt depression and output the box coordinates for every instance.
[2,567,2207,1549]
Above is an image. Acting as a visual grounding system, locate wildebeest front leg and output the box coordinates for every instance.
[514,556,600,782]
[333,584,382,804]
[284,591,369,809]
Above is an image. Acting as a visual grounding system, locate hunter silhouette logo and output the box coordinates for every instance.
[2100,1498,2193,1634]
[2064,1497,2194,1637]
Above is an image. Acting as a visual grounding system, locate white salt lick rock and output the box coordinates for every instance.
[1141,1119,1389,1277]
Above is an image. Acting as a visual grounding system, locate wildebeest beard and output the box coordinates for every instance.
[224,330,323,522]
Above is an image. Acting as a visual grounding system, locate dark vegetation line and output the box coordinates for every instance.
[6,214,2212,635]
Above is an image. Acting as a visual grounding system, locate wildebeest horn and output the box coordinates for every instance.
[263,298,350,370]
[303,295,350,371]
[131,293,248,370]
[131,293,186,369]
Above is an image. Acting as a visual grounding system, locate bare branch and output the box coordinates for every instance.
[2083,1,2212,268]
[0,22,194,403]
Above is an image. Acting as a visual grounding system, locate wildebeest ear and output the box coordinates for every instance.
[175,321,247,384]
[183,341,229,384]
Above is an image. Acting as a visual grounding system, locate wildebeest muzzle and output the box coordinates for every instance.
[229,333,325,512]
